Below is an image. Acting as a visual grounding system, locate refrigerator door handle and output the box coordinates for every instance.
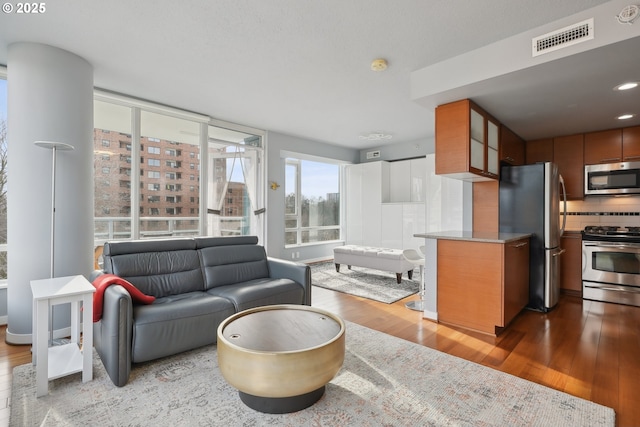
[559,174,567,237]
[552,248,566,257]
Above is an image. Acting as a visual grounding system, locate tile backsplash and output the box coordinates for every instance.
[564,197,640,231]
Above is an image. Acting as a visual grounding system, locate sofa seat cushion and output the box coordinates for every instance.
[207,278,304,312]
[131,292,235,363]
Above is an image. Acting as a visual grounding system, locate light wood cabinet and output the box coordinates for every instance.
[553,134,584,200]
[435,99,499,181]
[525,138,554,164]
[623,125,640,161]
[560,232,582,294]
[584,126,640,164]
[584,129,622,164]
[437,237,529,335]
[500,125,525,166]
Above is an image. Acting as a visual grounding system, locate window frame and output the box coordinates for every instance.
[284,155,343,247]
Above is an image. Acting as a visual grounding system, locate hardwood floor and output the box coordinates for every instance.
[0,289,638,426]
[311,288,639,427]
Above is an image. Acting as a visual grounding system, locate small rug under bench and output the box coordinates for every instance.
[310,261,419,303]
[10,322,614,426]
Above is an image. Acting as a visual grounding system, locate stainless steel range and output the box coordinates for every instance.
[582,225,640,307]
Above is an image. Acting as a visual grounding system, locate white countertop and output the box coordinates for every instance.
[414,230,531,244]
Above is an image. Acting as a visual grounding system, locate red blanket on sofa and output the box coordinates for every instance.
[92,274,155,322]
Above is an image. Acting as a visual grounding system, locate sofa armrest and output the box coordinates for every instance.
[93,284,133,387]
[89,269,104,282]
[267,257,312,305]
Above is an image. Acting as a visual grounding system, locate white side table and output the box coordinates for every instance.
[31,275,95,397]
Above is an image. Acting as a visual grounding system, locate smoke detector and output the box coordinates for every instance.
[616,5,639,24]
[371,59,388,71]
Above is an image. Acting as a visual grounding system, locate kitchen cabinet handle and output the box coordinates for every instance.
[624,155,640,161]
[510,242,528,248]
[600,157,621,163]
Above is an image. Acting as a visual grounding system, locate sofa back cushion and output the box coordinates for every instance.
[195,236,270,289]
[103,238,204,298]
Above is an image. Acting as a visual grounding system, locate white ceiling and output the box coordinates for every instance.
[1,0,638,150]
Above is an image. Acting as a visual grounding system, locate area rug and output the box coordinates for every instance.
[311,261,419,303]
[10,322,614,427]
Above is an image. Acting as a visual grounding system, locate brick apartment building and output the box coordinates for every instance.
[93,129,248,238]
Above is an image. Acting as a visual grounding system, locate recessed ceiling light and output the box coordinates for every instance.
[359,132,392,141]
[614,82,638,91]
[617,114,635,120]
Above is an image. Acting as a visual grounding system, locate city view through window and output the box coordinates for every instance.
[285,158,340,245]
[93,100,264,254]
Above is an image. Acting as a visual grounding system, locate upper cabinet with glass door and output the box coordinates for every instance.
[435,99,500,181]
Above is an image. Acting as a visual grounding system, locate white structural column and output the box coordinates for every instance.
[6,43,94,344]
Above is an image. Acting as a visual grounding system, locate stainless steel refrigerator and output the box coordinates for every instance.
[499,162,566,312]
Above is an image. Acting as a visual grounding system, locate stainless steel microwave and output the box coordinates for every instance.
[585,162,640,195]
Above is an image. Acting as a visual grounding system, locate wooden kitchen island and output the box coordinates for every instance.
[415,231,530,336]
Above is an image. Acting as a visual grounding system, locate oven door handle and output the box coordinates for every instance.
[583,242,640,250]
[584,284,640,294]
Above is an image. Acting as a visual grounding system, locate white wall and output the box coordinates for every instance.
[265,131,359,261]
[359,137,434,163]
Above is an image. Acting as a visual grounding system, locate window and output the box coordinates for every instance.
[94,101,133,242]
[94,94,264,243]
[285,158,340,245]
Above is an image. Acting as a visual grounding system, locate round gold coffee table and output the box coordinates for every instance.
[217,304,346,414]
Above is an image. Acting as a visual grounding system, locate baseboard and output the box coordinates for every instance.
[5,324,88,344]
[423,310,438,321]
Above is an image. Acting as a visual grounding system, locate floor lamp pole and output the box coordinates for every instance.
[34,141,75,344]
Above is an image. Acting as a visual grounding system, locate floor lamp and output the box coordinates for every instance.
[34,140,75,345]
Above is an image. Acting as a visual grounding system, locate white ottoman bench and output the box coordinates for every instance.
[333,245,415,284]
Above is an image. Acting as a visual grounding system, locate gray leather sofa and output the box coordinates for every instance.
[92,235,311,387]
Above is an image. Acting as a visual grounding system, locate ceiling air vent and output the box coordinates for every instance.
[366,150,381,159]
[532,18,594,57]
